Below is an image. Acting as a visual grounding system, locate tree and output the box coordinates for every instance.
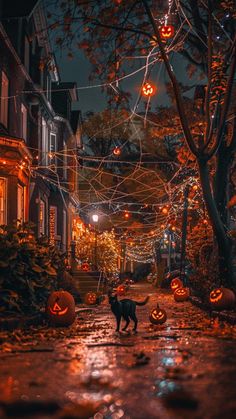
[76,227,119,275]
[47,0,236,285]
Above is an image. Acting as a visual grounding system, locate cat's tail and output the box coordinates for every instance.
[134,296,150,306]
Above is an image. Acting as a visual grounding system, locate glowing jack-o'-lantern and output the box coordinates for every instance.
[174,287,190,302]
[46,291,75,326]
[85,291,97,305]
[116,284,127,296]
[171,278,183,293]
[160,25,175,39]
[81,262,90,271]
[113,146,121,156]
[209,287,236,310]
[149,307,167,325]
[142,82,154,97]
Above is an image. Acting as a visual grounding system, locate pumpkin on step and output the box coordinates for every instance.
[85,291,97,305]
[81,262,90,271]
[149,307,167,325]
[46,291,75,326]
[116,284,127,296]
[171,277,183,293]
[174,287,190,302]
[209,287,236,310]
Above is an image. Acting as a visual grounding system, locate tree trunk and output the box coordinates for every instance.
[198,159,235,287]
[214,142,232,227]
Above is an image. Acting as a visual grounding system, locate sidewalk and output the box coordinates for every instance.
[0,282,236,418]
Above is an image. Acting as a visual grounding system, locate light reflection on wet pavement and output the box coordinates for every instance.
[1,282,236,418]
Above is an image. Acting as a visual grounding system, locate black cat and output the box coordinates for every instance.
[109,294,149,332]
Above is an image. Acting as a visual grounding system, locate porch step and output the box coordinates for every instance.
[71,271,105,301]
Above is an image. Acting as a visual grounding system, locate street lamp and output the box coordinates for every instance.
[92,213,99,269]
[92,214,99,223]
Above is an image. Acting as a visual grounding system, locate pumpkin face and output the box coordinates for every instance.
[171,278,183,293]
[142,82,154,96]
[160,25,175,39]
[149,308,167,325]
[174,287,190,302]
[113,147,121,156]
[81,262,90,271]
[46,291,75,326]
[209,287,236,310]
[85,292,97,305]
[116,285,126,296]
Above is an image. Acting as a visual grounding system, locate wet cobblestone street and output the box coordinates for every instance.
[1,282,236,419]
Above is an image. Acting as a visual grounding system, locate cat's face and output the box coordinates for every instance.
[109,294,118,304]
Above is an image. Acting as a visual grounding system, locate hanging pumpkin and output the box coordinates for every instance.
[142,82,154,96]
[160,25,175,39]
[174,287,190,302]
[171,277,183,293]
[209,287,236,310]
[85,292,98,305]
[81,262,90,271]
[116,284,127,296]
[149,307,167,325]
[46,291,75,326]
[113,146,121,156]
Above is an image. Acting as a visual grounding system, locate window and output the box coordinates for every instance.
[46,75,51,102]
[62,209,67,251]
[49,206,57,244]
[0,71,9,127]
[49,132,57,166]
[17,184,25,222]
[21,103,27,141]
[39,200,46,236]
[63,142,67,179]
[0,178,7,225]
[41,117,48,166]
[24,36,30,72]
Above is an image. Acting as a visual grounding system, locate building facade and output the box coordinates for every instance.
[0,0,82,253]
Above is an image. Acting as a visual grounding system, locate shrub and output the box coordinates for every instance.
[0,223,65,315]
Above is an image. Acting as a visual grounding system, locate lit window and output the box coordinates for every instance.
[0,71,9,128]
[17,184,25,222]
[0,178,7,225]
[21,103,27,141]
[39,200,46,236]
[49,206,57,244]
[49,132,57,166]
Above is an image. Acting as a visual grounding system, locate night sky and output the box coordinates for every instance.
[55,49,194,115]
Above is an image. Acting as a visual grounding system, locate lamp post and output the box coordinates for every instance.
[92,213,99,270]
[180,185,190,285]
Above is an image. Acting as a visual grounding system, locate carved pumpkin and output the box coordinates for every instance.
[142,82,154,96]
[46,291,75,326]
[116,284,127,296]
[160,25,175,39]
[149,308,167,325]
[171,278,183,293]
[174,287,190,302]
[209,287,236,310]
[81,262,90,271]
[113,146,121,156]
[85,291,97,305]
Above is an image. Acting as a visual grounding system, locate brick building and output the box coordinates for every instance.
[0,0,82,253]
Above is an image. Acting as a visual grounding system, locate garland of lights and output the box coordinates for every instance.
[1,1,236,264]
